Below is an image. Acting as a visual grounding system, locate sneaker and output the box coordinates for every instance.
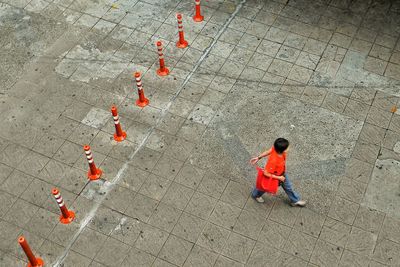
[254,196,265,203]
[290,200,306,207]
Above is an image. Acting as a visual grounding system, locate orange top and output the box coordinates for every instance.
[265,147,286,176]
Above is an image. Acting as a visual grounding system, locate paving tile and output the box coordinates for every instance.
[300,86,327,106]
[38,239,65,265]
[310,239,343,267]
[343,99,370,121]
[117,164,150,192]
[328,196,359,225]
[372,91,399,111]
[71,228,107,259]
[279,252,308,266]
[359,123,386,146]
[209,201,241,230]
[0,170,34,198]
[284,229,317,261]
[389,114,400,133]
[382,130,400,151]
[88,205,124,235]
[95,237,130,266]
[152,156,183,181]
[121,247,155,267]
[134,223,169,256]
[172,212,206,243]
[352,141,380,165]
[345,227,377,257]
[174,162,205,190]
[152,258,177,267]
[197,222,230,254]
[161,182,194,210]
[277,46,301,63]
[233,208,264,240]
[363,56,388,75]
[350,38,373,54]
[53,141,82,166]
[247,242,282,266]
[258,219,291,249]
[0,220,22,254]
[304,38,328,56]
[269,201,300,227]
[177,120,207,143]
[148,202,182,232]
[268,58,293,77]
[380,216,400,244]
[222,232,255,263]
[26,207,58,239]
[320,217,352,247]
[344,157,373,183]
[197,171,229,199]
[339,249,370,267]
[369,44,391,61]
[63,250,92,267]
[0,143,30,168]
[350,87,376,105]
[322,92,348,113]
[372,239,400,266]
[257,39,281,57]
[125,193,158,223]
[110,217,141,246]
[296,52,320,70]
[220,180,249,208]
[366,107,392,128]
[293,208,326,237]
[185,191,217,219]
[159,235,193,266]
[130,147,162,172]
[139,173,171,201]
[164,137,196,162]
[3,198,39,229]
[103,185,135,213]
[183,245,218,267]
[337,177,367,204]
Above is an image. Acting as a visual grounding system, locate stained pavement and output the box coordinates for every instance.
[1,0,400,266]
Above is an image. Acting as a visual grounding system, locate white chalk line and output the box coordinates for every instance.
[53,1,246,265]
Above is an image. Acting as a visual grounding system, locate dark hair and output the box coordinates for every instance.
[274,138,289,154]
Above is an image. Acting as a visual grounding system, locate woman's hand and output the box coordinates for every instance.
[250,157,259,165]
[278,175,286,182]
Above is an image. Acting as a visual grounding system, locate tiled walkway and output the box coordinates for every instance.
[1,0,400,266]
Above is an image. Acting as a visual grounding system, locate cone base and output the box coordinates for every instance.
[113,131,127,142]
[87,169,102,180]
[59,210,75,224]
[157,67,170,76]
[193,15,204,22]
[136,98,149,107]
[177,40,188,48]
[27,257,44,267]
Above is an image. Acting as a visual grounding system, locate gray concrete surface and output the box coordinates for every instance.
[1,0,400,266]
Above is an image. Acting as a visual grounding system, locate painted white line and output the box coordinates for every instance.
[53,1,247,265]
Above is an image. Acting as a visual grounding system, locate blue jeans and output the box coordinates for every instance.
[251,173,300,203]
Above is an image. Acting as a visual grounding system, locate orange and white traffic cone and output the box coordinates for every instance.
[52,188,75,224]
[111,106,127,142]
[18,236,44,267]
[83,145,102,180]
[156,41,170,76]
[176,14,188,48]
[134,72,149,107]
[193,0,204,22]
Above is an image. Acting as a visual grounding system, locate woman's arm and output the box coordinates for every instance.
[250,148,272,164]
[258,148,272,159]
